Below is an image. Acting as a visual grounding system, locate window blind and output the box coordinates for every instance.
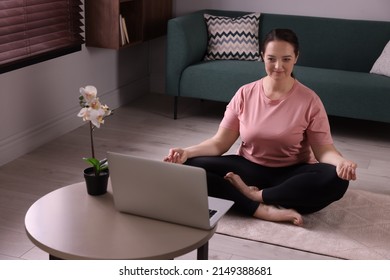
[0,0,84,73]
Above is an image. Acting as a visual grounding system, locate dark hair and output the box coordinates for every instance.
[261,28,300,60]
[261,29,299,78]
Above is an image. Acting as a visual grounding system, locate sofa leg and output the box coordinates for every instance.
[174,96,178,119]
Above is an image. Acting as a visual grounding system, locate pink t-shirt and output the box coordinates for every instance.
[220,78,333,167]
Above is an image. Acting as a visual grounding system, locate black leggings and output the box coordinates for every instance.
[186,155,349,215]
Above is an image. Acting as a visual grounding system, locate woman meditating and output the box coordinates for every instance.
[164,29,357,226]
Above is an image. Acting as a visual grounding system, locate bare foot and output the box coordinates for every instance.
[225,172,303,226]
[224,172,263,202]
[254,204,304,226]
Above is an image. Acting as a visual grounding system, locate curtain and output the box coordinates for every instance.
[0,0,84,72]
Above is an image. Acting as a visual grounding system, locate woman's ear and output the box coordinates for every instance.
[260,52,264,62]
[294,52,299,64]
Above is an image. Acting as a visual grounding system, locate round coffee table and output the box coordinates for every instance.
[25,182,216,260]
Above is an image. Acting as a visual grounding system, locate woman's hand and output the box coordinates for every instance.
[163,148,188,164]
[312,144,357,181]
[336,159,357,181]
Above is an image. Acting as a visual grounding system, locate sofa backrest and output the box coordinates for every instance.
[259,13,390,73]
[187,10,390,73]
[166,10,390,97]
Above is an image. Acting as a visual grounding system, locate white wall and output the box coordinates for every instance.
[0,41,150,166]
[173,0,390,21]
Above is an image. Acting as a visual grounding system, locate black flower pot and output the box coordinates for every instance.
[83,167,109,196]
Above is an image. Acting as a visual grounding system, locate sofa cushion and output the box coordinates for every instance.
[180,60,390,123]
[204,13,261,61]
[370,40,390,77]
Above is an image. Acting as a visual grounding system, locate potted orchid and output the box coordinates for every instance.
[77,85,112,195]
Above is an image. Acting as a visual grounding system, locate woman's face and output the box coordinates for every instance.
[262,40,298,81]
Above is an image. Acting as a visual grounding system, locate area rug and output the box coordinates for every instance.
[216,189,390,259]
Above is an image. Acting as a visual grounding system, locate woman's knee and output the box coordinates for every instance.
[185,156,209,168]
[295,163,348,189]
[186,155,247,177]
[332,176,349,200]
[320,163,349,199]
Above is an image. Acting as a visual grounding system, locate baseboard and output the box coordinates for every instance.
[0,78,148,167]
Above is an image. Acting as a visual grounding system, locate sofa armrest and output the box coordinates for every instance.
[165,11,209,97]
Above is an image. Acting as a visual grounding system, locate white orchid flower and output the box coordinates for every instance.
[101,104,112,117]
[88,107,106,128]
[77,107,90,121]
[80,85,97,105]
[90,98,102,110]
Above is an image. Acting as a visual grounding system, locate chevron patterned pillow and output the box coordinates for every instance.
[204,13,261,61]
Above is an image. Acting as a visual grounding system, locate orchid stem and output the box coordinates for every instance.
[90,122,95,159]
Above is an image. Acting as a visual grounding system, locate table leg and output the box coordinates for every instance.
[197,241,209,260]
[49,254,62,260]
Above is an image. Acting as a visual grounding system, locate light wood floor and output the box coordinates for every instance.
[1,93,389,260]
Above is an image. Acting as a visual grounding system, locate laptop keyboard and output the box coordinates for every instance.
[209,209,217,218]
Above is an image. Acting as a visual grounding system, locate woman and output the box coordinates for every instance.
[164,29,357,226]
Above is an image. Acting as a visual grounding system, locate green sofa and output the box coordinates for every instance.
[166,10,390,123]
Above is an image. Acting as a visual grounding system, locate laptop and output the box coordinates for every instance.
[107,152,234,230]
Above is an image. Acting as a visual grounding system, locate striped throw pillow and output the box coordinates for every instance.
[204,13,261,61]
